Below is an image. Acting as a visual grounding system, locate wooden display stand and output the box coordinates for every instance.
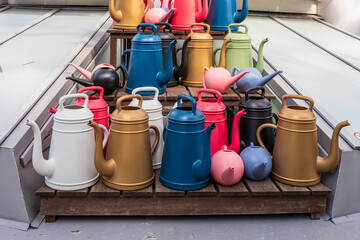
[36,170,331,222]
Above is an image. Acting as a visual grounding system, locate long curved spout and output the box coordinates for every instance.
[258,70,283,86]
[317,120,350,173]
[109,0,123,23]
[88,121,115,178]
[234,0,248,23]
[69,63,92,80]
[228,109,246,153]
[217,39,232,68]
[226,70,249,90]
[157,39,177,86]
[66,77,94,87]
[195,0,208,23]
[192,123,216,180]
[255,38,268,73]
[173,37,191,79]
[26,120,55,177]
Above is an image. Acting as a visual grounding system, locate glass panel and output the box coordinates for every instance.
[278,17,360,68]
[0,8,49,38]
[243,16,360,148]
[0,10,106,141]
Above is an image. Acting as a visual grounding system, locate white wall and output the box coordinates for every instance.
[318,0,360,36]
[240,0,318,14]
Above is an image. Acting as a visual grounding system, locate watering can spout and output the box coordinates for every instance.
[226,71,249,90]
[193,123,216,180]
[195,0,208,23]
[26,120,55,177]
[88,121,116,178]
[157,39,177,86]
[234,0,248,23]
[174,37,191,79]
[252,162,267,179]
[316,121,350,173]
[66,76,94,87]
[258,70,282,86]
[158,8,176,23]
[255,38,268,73]
[109,0,123,23]
[69,63,92,80]
[228,109,246,153]
[217,39,232,68]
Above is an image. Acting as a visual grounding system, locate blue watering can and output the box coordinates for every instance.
[160,94,216,191]
[207,0,248,31]
[121,23,177,95]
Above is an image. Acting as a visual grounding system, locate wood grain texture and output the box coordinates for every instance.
[89,179,120,197]
[215,180,249,197]
[35,185,56,197]
[273,180,311,196]
[154,171,185,197]
[187,182,217,197]
[308,184,332,195]
[122,184,153,197]
[244,178,281,196]
[188,87,239,101]
[166,85,190,101]
[56,188,89,197]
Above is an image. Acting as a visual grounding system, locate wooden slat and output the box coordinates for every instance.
[89,179,120,197]
[56,188,89,197]
[122,183,153,197]
[154,171,185,197]
[273,179,311,196]
[308,183,332,195]
[35,185,56,197]
[244,178,281,196]
[187,87,239,101]
[166,85,190,101]
[187,181,217,197]
[234,89,276,100]
[215,180,249,197]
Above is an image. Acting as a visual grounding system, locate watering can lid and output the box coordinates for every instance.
[55,93,94,121]
[132,24,161,44]
[238,86,271,110]
[225,24,251,42]
[75,87,108,111]
[278,94,316,122]
[168,94,205,123]
[112,95,149,122]
[128,87,162,111]
[196,89,225,112]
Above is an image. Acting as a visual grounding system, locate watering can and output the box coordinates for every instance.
[89,94,159,190]
[145,8,175,25]
[160,94,216,190]
[167,0,208,30]
[121,23,177,95]
[181,23,230,87]
[109,0,149,29]
[154,22,191,87]
[66,63,124,95]
[196,89,246,155]
[207,0,248,31]
[238,86,277,153]
[214,24,268,74]
[129,87,164,169]
[26,94,109,190]
[256,94,350,186]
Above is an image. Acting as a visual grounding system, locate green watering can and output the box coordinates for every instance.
[214,24,268,73]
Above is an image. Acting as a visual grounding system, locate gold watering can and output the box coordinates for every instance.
[109,0,149,30]
[256,94,350,186]
[89,94,159,190]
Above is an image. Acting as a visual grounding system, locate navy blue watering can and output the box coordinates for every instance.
[160,94,216,191]
[121,23,177,95]
[207,0,248,31]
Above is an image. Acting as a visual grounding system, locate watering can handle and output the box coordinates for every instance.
[228,23,248,34]
[177,94,197,115]
[98,124,110,149]
[256,123,277,158]
[149,125,160,155]
[58,93,89,111]
[77,86,104,99]
[245,86,265,101]
[176,47,182,67]
[213,48,221,67]
[116,94,143,112]
[115,65,127,88]
[197,89,222,104]
[190,23,210,34]
[144,0,149,13]
[155,22,173,32]
[281,94,314,112]
[131,87,159,101]
[137,23,157,36]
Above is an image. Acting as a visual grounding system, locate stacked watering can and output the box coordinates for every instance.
[109,0,149,29]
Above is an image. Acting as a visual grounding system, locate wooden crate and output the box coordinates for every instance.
[36,170,331,222]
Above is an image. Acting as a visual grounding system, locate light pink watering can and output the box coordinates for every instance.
[202,67,249,93]
[211,146,244,185]
[69,63,115,80]
[145,8,176,25]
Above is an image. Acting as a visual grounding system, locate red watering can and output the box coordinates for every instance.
[196,89,246,155]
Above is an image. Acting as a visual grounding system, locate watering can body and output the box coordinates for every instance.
[121,23,176,95]
[238,87,276,153]
[129,87,164,169]
[256,94,350,186]
[89,95,160,190]
[109,0,149,30]
[207,0,248,31]
[160,94,215,191]
[26,94,109,190]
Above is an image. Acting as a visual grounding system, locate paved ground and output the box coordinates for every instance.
[1,214,360,240]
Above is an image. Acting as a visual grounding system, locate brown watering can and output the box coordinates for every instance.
[109,0,149,30]
[180,23,230,87]
[256,94,350,186]
[89,94,159,190]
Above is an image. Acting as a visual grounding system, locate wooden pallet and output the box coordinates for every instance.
[36,170,331,222]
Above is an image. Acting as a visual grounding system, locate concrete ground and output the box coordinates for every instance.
[1,214,360,240]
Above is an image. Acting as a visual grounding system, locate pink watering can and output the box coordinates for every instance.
[202,67,249,93]
[196,89,247,155]
[145,8,176,25]
[211,146,244,185]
